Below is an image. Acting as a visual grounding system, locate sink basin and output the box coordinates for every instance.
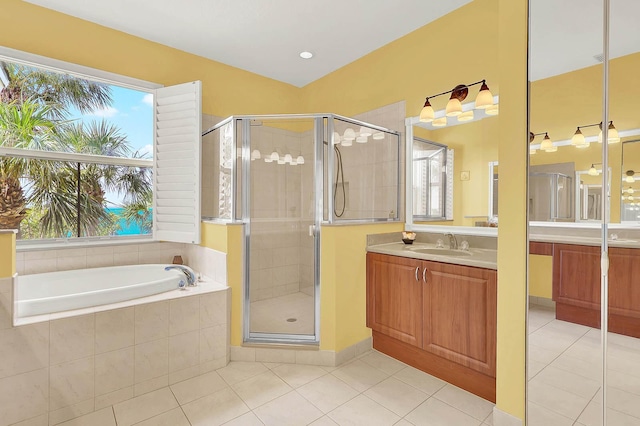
[411,248,472,257]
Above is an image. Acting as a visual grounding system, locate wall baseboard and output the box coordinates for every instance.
[493,407,523,426]
[230,336,372,367]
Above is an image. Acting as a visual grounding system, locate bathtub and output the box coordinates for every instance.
[16,264,189,318]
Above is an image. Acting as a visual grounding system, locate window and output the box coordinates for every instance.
[412,137,451,220]
[0,48,202,244]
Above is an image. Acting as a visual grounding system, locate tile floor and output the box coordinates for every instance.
[250,292,315,335]
[55,350,495,426]
[528,305,640,426]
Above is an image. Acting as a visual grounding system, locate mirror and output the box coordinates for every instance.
[621,140,640,223]
[411,137,452,221]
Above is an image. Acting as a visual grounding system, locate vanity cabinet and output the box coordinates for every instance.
[554,243,640,338]
[366,252,497,402]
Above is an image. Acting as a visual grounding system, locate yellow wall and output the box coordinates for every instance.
[496,0,527,420]
[320,223,404,351]
[529,255,553,299]
[0,232,16,278]
[200,223,244,346]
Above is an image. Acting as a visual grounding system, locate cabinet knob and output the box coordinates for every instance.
[423,267,427,283]
[415,266,420,282]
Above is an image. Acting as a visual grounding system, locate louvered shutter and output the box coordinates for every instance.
[153,81,202,244]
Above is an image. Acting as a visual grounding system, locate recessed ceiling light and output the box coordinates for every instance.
[299,51,313,59]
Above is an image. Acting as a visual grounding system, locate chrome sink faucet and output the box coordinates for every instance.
[165,265,197,288]
[444,233,458,250]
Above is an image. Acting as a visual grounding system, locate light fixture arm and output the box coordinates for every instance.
[423,79,487,102]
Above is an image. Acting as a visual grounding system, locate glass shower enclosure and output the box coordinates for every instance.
[202,114,401,345]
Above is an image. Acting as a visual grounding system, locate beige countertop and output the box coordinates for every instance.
[366,242,497,270]
[529,234,640,248]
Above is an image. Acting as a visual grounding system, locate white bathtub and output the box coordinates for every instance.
[16,264,189,317]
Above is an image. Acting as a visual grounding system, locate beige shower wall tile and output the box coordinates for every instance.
[25,258,57,274]
[113,252,140,266]
[0,368,49,425]
[49,356,95,411]
[56,256,87,271]
[135,301,169,344]
[0,322,49,379]
[95,307,134,354]
[50,315,94,365]
[95,347,135,396]
[86,254,114,268]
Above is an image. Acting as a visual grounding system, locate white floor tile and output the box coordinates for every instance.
[182,387,249,426]
[297,374,359,414]
[170,370,228,404]
[231,371,292,409]
[364,377,428,417]
[392,366,446,395]
[113,388,178,426]
[433,384,494,421]
[309,416,339,426]
[272,364,327,388]
[331,360,389,392]
[577,399,640,426]
[221,412,264,425]
[217,362,269,386]
[528,379,590,420]
[56,408,115,426]
[133,407,190,426]
[359,351,406,375]
[531,365,600,400]
[526,401,574,426]
[328,394,400,426]
[253,391,323,426]
[405,397,481,426]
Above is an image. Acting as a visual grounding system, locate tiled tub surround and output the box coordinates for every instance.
[0,274,230,426]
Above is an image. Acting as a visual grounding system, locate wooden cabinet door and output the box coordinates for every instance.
[609,247,640,337]
[553,244,601,327]
[366,252,423,347]
[422,261,497,376]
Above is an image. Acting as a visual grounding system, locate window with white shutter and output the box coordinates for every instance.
[153,81,202,244]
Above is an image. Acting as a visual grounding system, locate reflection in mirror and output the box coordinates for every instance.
[411,138,451,220]
[576,168,611,222]
[527,0,606,425]
[621,140,640,223]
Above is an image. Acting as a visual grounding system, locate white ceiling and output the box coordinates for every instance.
[530,0,640,81]
[24,0,471,87]
[23,0,640,85]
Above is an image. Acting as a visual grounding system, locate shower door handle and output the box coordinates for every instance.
[308,224,316,237]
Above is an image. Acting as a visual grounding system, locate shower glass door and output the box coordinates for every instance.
[243,116,320,343]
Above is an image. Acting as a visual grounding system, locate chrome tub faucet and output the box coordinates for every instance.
[165,265,197,288]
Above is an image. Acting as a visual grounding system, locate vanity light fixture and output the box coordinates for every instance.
[419,79,494,122]
[625,170,636,183]
[458,110,474,122]
[531,132,555,152]
[485,104,499,116]
[283,154,293,164]
[342,128,356,141]
[332,132,341,145]
[296,155,304,165]
[372,132,385,140]
[359,127,372,137]
[571,128,587,148]
[432,117,447,127]
[597,121,620,144]
[356,135,368,143]
[251,149,261,161]
[270,151,280,161]
[627,187,635,195]
[588,163,602,176]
